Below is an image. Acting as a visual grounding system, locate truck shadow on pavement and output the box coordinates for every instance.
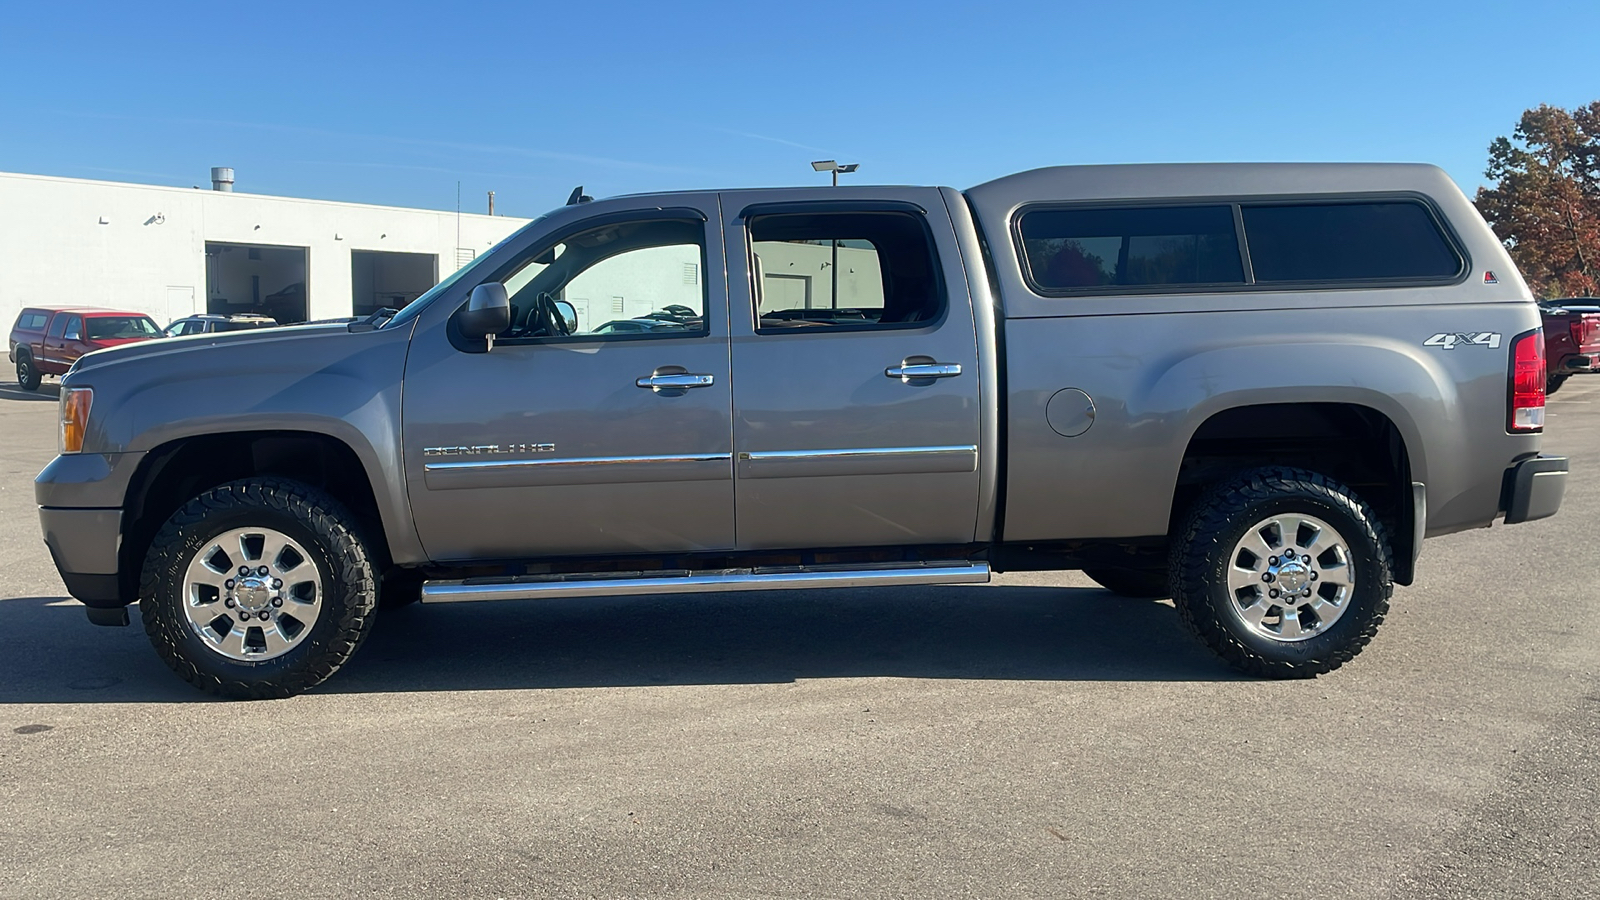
[0,381,59,402]
[0,585,1237,703]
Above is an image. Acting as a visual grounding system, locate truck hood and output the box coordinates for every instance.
[67,323,354,376]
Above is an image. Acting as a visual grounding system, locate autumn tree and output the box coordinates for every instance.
[1475,102,1600,298]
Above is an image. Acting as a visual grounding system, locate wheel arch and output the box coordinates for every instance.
[1172,401,1419,584]
[118,429,412,603]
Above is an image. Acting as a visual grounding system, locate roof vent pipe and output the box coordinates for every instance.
[210,167,235,192]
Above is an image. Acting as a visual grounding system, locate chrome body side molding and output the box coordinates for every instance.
[736,444,978,479]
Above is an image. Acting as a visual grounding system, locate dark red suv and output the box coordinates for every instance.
[9,306,162,391]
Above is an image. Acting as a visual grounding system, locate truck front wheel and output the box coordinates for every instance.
[139,478,377,699]
[16,353,41,391]
[1170,467,1392,678]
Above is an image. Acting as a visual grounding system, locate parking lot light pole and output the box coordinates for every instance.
[810,161,859,307]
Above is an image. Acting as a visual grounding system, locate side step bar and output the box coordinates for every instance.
[420,560,991,604]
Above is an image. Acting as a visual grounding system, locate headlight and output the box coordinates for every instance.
[60,388,93,454]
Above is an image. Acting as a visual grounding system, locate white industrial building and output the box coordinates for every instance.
[0,169,530,333]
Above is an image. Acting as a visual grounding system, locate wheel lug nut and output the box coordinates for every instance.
[1269,589,1280,599]
[257,566,269,577]
[271,598,282,607]
[1310,572,1318,581]
[259,611,271,621]
[1269,556,1278,565]
[1302,555,1311,564]
[1304,587,1313,597]
[238,612,250,621]
[225,598,235,608]
[272,579,282,590]
[1262,573,1274,583]
[239,566,250,576]
[225,579,235,589]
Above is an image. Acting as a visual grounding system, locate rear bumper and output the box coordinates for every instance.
[1502,455,1568,524]
[39,507,124,607]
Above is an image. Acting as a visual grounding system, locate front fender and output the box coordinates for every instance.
[60,326,425,565]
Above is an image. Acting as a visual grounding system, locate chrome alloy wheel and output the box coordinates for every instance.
[181,527,322,661]
[1225,512,1354,642]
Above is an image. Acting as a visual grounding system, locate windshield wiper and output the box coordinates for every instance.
[347,307,399,333]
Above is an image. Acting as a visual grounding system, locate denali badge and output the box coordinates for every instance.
[1424,332,1502,350]
[423,443,555,457]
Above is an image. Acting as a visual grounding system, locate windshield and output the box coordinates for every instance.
[87,316,160,339]
[381,219,543,329]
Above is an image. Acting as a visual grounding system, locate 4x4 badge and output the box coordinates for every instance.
[1424,332,1501,350]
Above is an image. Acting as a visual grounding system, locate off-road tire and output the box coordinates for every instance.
[15,353,41,391]
[140,478,377,699]
[1083,567,1171,599]
[1547,373,1569,396]
[1170,466,1392,679]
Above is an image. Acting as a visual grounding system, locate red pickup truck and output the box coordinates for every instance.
[1540,299,1600,395]
[9,306,162,391]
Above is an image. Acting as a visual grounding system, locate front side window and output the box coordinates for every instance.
[1241,201,1463,283]
[61,316,82,340]
[748,211,942,331]
[1018,205,1244,292]
[490,218,707,341]
[86,316,160,339]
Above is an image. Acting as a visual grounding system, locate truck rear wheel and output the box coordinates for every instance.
[1170,466,1391,678]
[16,353,41,391]
[139,478,377,699]
[1547,373,1569,395]
[1083,567,1170,599]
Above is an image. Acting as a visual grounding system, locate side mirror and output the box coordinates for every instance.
[458,283,511,346]
[553,299,578,334]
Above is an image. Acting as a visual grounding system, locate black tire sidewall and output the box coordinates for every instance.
[16,355,40,390]
[1194,486,1388,668]
[142,482,373,696]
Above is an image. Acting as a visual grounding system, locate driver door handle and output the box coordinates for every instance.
[885,362,962,381]
[636,373,715,390]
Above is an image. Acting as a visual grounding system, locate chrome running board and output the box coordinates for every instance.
[420,560,990,604]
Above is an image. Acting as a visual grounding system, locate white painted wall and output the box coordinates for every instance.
[0,171,529,333]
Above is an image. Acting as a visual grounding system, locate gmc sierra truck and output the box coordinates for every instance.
[35,163,1568,698]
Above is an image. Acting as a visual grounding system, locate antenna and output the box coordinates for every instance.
[566,186,592,205]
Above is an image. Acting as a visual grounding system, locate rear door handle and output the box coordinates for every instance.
[885,362,962,381]
[636,373,715,391]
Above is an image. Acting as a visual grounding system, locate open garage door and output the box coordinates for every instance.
[351,250,438,318]
[205,243,309,324]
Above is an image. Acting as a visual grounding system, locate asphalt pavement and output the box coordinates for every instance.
[1,375,1596,899]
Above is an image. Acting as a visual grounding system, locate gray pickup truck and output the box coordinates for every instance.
[36,163,1568,698]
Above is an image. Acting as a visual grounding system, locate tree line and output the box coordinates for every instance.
[1476,102,1600,298]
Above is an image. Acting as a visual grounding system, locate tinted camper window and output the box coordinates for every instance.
[1242,201,1462,283]
[1019,205,1244,292]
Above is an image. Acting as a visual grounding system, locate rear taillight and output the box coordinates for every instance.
[1570,316,1597,348]
[1509,329,1545,432]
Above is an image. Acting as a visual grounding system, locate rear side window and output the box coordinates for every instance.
[748,211,943,331]
[1018,205,1244,292]
[1241,202,1462,283]
[86,316,160,339]
[16,312,49,330]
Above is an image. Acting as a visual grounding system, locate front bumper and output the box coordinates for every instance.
[1502,455,1568,524]
[39,507,124,606]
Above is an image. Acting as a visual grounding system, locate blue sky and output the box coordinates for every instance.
[3,0,1597,219]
